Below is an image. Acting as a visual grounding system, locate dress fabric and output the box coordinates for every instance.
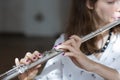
[35,33,120,80]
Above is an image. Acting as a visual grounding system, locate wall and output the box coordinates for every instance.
[0,0,24,33]
[0,0,71,37]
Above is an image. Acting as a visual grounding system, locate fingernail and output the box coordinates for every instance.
[26,59,30,62]
[58,43,62,45]
[39,53,42,56]
[62,53,65,56]
[33,57,36,59]
[54,45,57,47]
[34,50,39,53]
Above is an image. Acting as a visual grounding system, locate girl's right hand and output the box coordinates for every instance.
[15,51,42,80]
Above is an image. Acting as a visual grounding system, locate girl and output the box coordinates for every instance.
[15,0,120,80]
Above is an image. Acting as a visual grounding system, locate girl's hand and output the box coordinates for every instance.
[15,51,42,80]
[56,35,86,68]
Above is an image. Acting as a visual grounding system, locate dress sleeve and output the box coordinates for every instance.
[35,34,65,80]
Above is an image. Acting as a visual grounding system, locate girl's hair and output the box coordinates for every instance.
[65,0,120,55]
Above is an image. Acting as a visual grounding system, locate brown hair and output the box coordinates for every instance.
[65,0,120,55]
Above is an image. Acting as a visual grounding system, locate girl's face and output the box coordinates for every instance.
[94,0,120,24]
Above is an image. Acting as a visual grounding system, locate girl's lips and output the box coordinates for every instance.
[113,17,120,20]
[115,17,120,20]
[118,17,120,19]
[114,12,120,20]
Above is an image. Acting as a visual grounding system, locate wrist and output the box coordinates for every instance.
[79,56,98,72]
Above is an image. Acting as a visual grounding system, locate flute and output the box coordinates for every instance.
[0,19,120,80]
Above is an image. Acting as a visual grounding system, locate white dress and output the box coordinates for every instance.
[35,33,120,80]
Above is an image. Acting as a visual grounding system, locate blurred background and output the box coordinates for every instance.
[0,0,71,79]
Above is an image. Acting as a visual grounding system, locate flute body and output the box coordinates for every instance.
[0,19,120,80]
[0,49,63,80]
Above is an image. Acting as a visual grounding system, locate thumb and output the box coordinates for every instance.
[15,58,20,66]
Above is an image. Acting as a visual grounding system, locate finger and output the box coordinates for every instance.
[26,52,37,62]
[35,64,41,69]
[15,58,20,66]
[62,39,77,48]
[69,39,78,48]
[70,35,82,43]
[27,68,39,79]
[33,51,43,58]
[64,52,76,58]
[20,58,31,65]
[61,37,80,50]
[33,51,42,68]
[56,44,76,53]
[70,35,82,47]
[62,39,72,45]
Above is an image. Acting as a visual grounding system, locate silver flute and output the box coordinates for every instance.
[0,19,120,80]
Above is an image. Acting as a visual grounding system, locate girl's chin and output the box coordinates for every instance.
[109,19,116,23]
[110,17,120,22]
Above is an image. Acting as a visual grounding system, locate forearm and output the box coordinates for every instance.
[92,62,120,80]
[81,57,120,80]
